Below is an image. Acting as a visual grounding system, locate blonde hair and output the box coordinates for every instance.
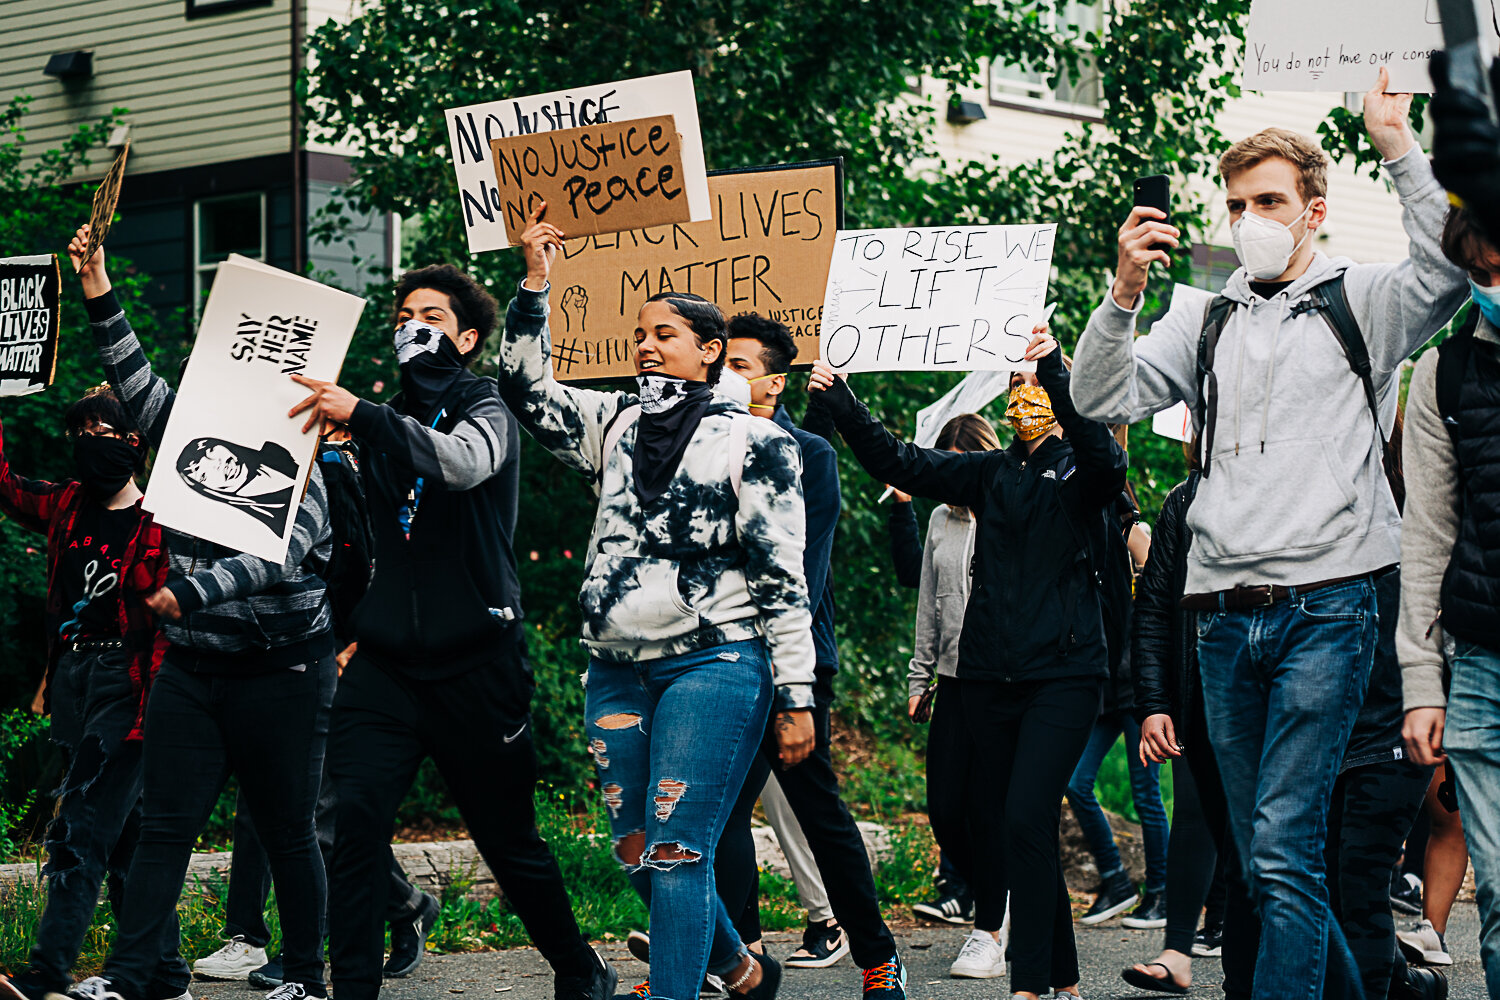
[1218,128,1329,203]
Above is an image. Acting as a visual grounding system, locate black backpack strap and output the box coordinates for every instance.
[1436,307,1479,452]
[1195,295,1235,478]
[1297,275,1385,465]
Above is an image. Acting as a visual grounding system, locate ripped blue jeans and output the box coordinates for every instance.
[585,638,772,1000]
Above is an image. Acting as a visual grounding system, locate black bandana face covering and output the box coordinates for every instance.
[395,319,465,414]
[633,374,713,503]
[74,435,139,499]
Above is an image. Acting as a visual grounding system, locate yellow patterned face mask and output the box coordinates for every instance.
[1004,383,1057,441]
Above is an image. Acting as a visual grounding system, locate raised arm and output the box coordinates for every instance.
[737,422,817,711]
[807,366,992,510]
[163,464,332,614]
[1344,71,1468,374]
[1037,346,1128,509]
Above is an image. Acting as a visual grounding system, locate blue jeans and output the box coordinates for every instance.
[585,639,772,1000]
[1197,577,1375,1000]
[1442,638,1500,999]
[1065,712,1169,891]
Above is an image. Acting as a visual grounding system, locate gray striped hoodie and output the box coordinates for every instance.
[86,291,333,667]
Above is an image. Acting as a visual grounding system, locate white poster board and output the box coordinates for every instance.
[145,256,365,563]
[1244,0,1500,92]
[445,71,712,254]
[820,225,1056,374]
[1152,401,1194,443]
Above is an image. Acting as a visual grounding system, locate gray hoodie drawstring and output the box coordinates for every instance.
[1258,294,1289,453]
[1233,297,1253,456]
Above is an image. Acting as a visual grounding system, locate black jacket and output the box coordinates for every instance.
[1442,335,1500,652]
[817,351,1127,684]
[1132,473,1198,742]
[347,371,527,689]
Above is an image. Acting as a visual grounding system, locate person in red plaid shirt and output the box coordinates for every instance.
[0,386,177,1000]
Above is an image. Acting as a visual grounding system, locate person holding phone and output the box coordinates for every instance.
[808,329,1126,1000]
[1071,70,1465,999]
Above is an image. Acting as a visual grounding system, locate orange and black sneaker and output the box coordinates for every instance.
[861,954,907,999]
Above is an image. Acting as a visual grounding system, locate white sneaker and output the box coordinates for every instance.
[66,979,123,1000]
[193,938,269,981]
[1397,918,1453,966]
[949,929,1006,979]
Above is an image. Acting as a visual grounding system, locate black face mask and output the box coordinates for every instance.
[398,332,466,416]
[73,435,139,499]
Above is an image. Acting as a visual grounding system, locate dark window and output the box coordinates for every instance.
[185,0,274,19]
[195,193,266,305]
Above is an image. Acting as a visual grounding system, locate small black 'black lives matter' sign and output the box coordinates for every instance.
[0,255,61,396]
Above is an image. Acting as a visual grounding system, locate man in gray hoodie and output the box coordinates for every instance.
[1069,69,1466,1000]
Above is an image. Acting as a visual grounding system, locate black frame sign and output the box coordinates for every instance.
[185,0,274,19]
[0,255,61,397]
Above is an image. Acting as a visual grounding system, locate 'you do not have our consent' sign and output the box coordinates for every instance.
[0,255,61,396]
[146,256,364,564]
[446,71,711,254]
[488,114,690,242]
[1244,0,1500,92]
[819,224,1056,374]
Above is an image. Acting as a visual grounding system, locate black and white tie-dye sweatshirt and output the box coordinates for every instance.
[86,291,334,671]
[497,282,816,710]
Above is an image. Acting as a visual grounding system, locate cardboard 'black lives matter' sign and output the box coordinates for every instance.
[0,255,61,396]
[488,114,691,244]
[546,159,844,381]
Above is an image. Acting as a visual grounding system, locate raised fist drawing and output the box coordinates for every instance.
[560,285,589,333]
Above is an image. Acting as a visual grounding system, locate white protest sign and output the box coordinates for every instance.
[146,256,365,563]
[445,71,711,254]
[1244,0,1500,92]
[1153,401,1194,443]
[820,225,1056,374]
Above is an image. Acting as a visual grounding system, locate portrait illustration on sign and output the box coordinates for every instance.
[175,437,298,536]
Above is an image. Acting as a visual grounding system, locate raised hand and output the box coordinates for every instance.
[519,202,566,292]
[1364,65,1417,161]
[1112,208,1178,310]
[67,224,111,299]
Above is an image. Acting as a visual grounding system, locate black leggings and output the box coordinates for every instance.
[1163,753,1220,955]
[944,675,1100,995]
[1326,758,1434,1000]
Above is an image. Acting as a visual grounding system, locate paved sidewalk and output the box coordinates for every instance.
[188,902,1488,1000]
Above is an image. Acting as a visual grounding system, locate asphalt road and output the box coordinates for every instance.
[187,903,1488,1000]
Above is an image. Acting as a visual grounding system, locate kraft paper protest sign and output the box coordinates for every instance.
[446,71,711,254]
[820,224,1056,374]
[546,160,843,381]
[145,256,365,564]
[79,143,129,273]
[488,114,691,243]
[1245,0,1500,92]
[0,255,61,396]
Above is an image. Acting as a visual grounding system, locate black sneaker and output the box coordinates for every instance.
[911,892,973,925]
[385,892,441,978]
[1391,872,1424,916]
[2,973,55,1000]
[1121,891,1168,929]
[553,948,616,1000]
[1192,923,1223,957]
[247,959,283,990]
[783,920,851,969]
[1079,871,1137,925]
[1393,965,1449,1000]
[732,953,781,1000]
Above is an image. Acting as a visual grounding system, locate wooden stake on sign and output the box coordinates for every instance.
[77,142,129,273]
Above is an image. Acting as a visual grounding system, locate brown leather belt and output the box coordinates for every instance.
[1179,573,1370,612]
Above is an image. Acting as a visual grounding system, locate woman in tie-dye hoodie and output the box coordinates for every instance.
[496,204,831,1000]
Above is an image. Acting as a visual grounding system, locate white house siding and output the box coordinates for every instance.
[930,61,1415,266]
[1,0,292,180]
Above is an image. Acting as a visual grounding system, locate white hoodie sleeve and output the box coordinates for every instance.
[1070,288,1204,425]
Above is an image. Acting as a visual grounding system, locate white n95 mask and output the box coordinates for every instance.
[1230,202,1315,281]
